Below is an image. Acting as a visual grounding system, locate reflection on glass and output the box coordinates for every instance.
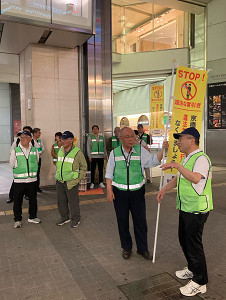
[1,0,51,23]
[1,0,92,30]
[52,0,92,29]
[112,1,186,54]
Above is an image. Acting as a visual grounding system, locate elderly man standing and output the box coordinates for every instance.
[157,127,212,297]
[87,125,107,189]
[56,131,87,228]
[10,131,40,228]
[106,127,168,260]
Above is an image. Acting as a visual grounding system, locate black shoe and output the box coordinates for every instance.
[137,250,152,260]
[37,188,42,193]
[122,249,132,260]
[7,198,14,203]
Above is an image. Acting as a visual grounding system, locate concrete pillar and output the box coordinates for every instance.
[20,44,80,186]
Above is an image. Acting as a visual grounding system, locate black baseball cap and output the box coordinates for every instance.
[61,131,74,139]
[20,131,32,137]
[173,127,200,140]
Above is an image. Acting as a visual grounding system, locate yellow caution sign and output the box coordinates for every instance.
[150,85,164,136]
[165,66,208,174]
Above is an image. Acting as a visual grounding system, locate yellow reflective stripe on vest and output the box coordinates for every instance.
[58,157,64,162]
[112,179,145,190]
[91,152,100,155]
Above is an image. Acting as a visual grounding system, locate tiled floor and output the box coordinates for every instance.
[0,165,226,299]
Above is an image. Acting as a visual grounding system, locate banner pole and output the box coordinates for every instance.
[152,60,177,263]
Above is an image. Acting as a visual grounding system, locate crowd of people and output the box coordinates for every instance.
[8,124,213,297]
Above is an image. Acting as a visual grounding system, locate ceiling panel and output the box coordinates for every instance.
[113,76,167,93]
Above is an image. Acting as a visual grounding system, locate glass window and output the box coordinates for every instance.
[1,0,51,23]
[1,0,92,31]
[51,0,92,30]
[112,1,187,54]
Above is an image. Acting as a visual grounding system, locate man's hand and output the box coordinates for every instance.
[107,188,115,203]
[157,186,167,203]
[162,141,169,150]
[88,157,92,163]
[160,162,179,171]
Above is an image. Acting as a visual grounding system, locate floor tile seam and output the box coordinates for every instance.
[1,181,225,217]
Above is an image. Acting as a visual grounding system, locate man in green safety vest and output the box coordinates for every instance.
[106,127,168,261]
[106,127,122,156]
[56,131,87,228]
[137,124,152,183]
[51,132,62,165]
[87,125,107,189]
[32,127,44,193]
[10,130,40,228]
[157,127,212,297]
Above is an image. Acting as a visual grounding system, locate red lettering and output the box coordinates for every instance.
[184,71,189,79]
[178,70,183,78]
[189,72,195,80]
[195,73,200,80]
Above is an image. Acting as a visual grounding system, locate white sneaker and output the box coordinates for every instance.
[176,267,193,279]
[14,221,22,228]
[180,280,206,297]
[90,183,94,189]
[99,182,105,188]
[28,218,41,224]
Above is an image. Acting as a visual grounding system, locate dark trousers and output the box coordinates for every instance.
[13,181,38,221]
[36,158,41,190]
[56,181,80,222]
[113,185,148,251]
[179,210,209,285]
[91,158,104,184]
[9,181,14,200]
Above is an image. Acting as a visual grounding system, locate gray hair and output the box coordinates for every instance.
[119,127,134,137]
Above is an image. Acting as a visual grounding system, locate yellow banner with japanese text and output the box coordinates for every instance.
[165,66,208,174]
[150,85,164,136]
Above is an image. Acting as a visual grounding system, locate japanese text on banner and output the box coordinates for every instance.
[150,85,164,136]
[165,66,208,175]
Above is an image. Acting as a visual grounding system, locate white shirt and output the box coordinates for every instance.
[180,149,210,195]
[10,142,39,183]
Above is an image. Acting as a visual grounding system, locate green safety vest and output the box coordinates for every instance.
[112,144,145,191]
[36,138,43,153]
[55,146,80,182]
[53,142,60,163]
[90,134,104,155]
[13,146,38,179]
[112,136,122,148]
[140,133,148,144]
[177,151,213,213]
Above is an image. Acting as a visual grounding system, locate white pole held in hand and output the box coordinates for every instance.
[152,60,177,263]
